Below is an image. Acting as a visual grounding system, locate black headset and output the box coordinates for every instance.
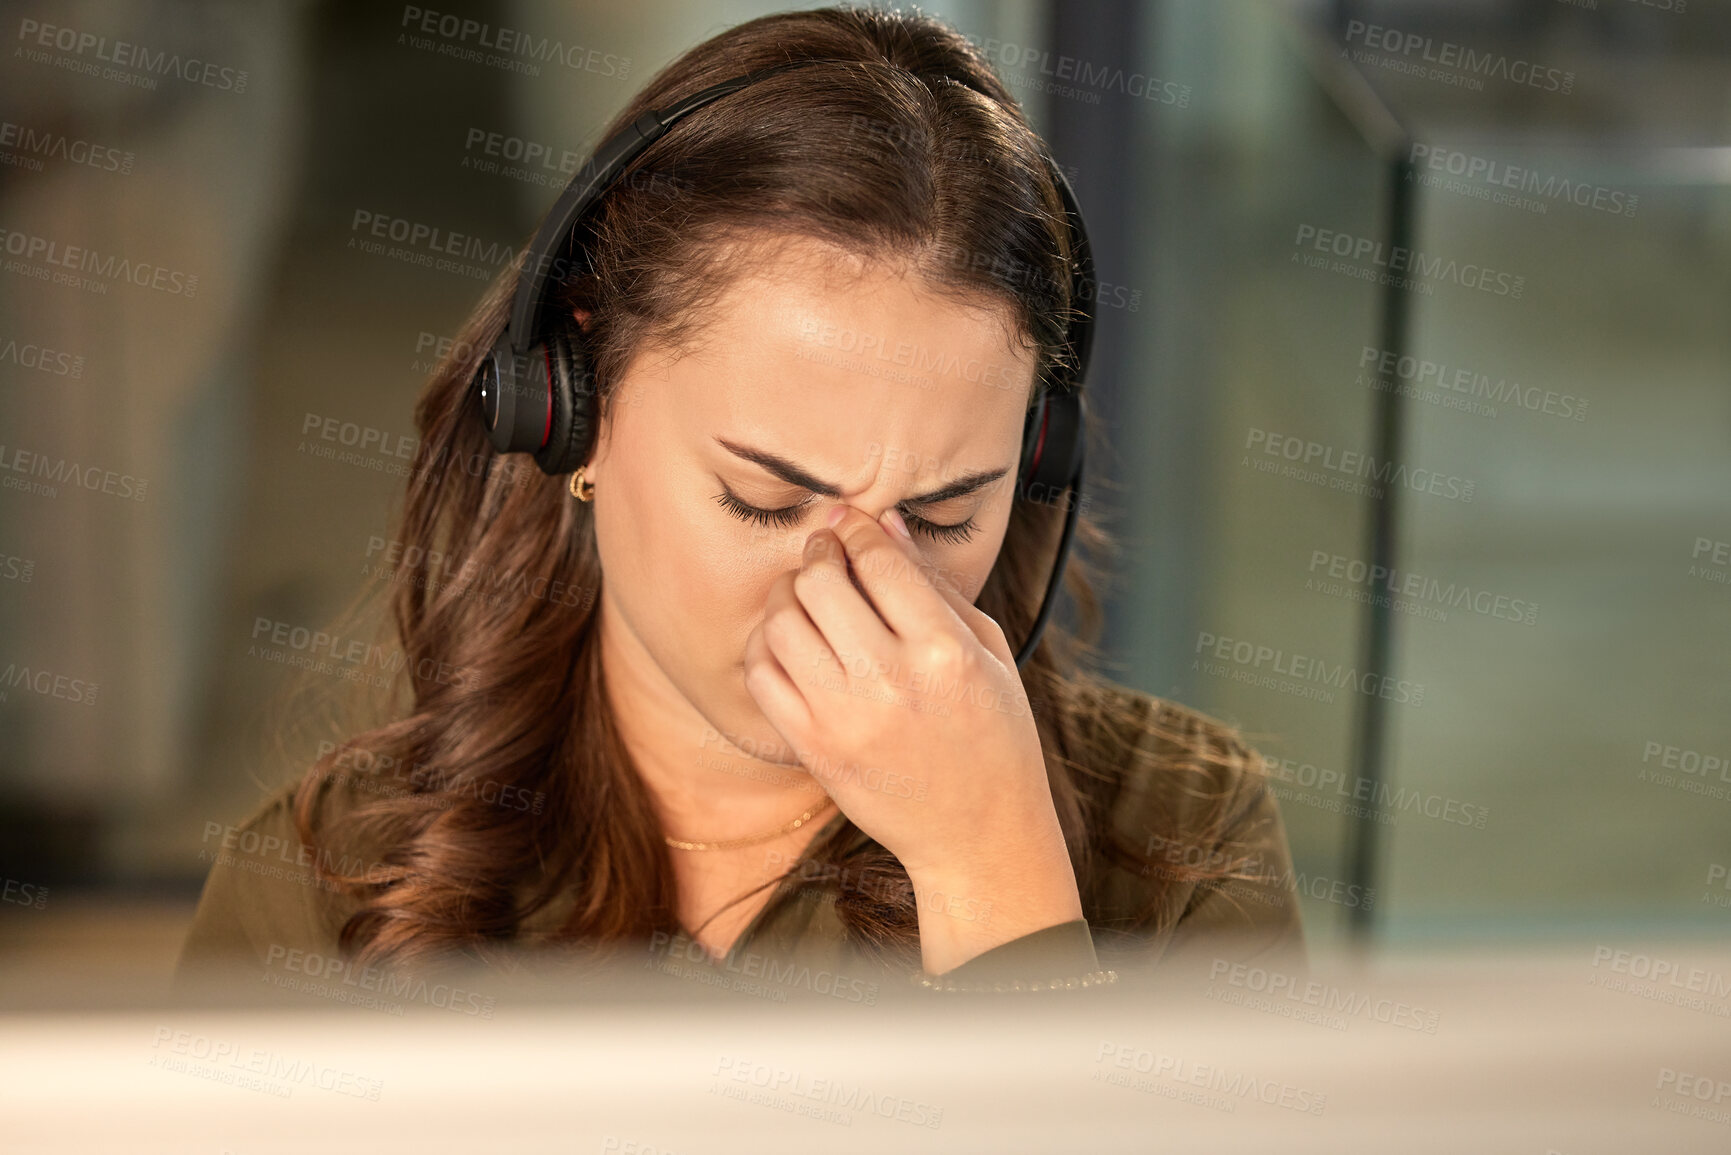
[473,59,1094,669]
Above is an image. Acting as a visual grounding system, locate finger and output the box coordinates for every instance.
[792,524,899,668]
[927,577,1019,671]
[762,567,851,692]
[862,513,1021,673]
[820,505,961,644]
[862,509,1016,666]
[741,618,813,744]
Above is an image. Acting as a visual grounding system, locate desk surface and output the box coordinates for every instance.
[3,941,1730,1153]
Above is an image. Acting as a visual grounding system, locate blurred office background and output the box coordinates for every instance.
[0,0,1727,984]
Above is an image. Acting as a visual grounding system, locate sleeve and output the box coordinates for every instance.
[915,778,1308,993]
[172,782,357,994]
[928,917,1104,987]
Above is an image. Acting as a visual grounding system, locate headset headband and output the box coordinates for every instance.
[499,57,1095,397]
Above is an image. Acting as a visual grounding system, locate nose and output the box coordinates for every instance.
[825,498,902,532]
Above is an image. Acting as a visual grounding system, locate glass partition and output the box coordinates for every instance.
[1098,0,1731,948]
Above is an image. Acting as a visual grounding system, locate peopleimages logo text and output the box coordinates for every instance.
[0,119,135,174]
[972,38,1190,105]
[1294,224,1524,298]
[1195,630,1425,706]
[1409,145,1637,217]
[399,6,630,77]
[1358,346,1586,422]
[0,441,148,502]
[1245,427,1476,503]
[0,225,198,297]
[15,19,250,92]
[1342,20,1574,94]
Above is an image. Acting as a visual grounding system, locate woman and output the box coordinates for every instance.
[177,5,1302,999]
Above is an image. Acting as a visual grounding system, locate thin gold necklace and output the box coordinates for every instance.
[663,796,836,852]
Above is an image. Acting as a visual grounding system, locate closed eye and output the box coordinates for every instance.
[900,510,978,545]
[715,487,811,529]
[714,485,978,544]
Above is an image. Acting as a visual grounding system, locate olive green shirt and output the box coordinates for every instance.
[175,684,1304,1000]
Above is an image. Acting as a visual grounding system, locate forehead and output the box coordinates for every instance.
[652,234,1038,481]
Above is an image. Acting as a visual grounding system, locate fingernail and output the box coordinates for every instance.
[826,504,847,528]
[882,507,912,541]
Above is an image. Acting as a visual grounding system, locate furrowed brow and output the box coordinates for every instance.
[715,438,1008,504]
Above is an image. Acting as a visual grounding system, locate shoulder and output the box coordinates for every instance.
[1062,675,1304,964]
[1064,674,1270,833]
[174,770,382,986]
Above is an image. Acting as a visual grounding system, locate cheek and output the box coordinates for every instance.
[942,504,1014,602]
[593,453,717,622]
[893,534,994,605]
[653,487,803,644]
[949,538,1002,603]
[716,519,805,619]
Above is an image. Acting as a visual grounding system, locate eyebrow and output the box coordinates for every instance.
[716,437,1009,505]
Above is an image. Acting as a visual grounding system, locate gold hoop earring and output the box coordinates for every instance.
[569,467,595,502]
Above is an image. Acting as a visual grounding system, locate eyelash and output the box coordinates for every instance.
[714,488,979,544]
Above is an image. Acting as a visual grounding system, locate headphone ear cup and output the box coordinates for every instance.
[1017,390,1083,503]
[534,330,598,476]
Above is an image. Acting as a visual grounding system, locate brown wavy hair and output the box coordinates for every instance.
[286,4,1274,972]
